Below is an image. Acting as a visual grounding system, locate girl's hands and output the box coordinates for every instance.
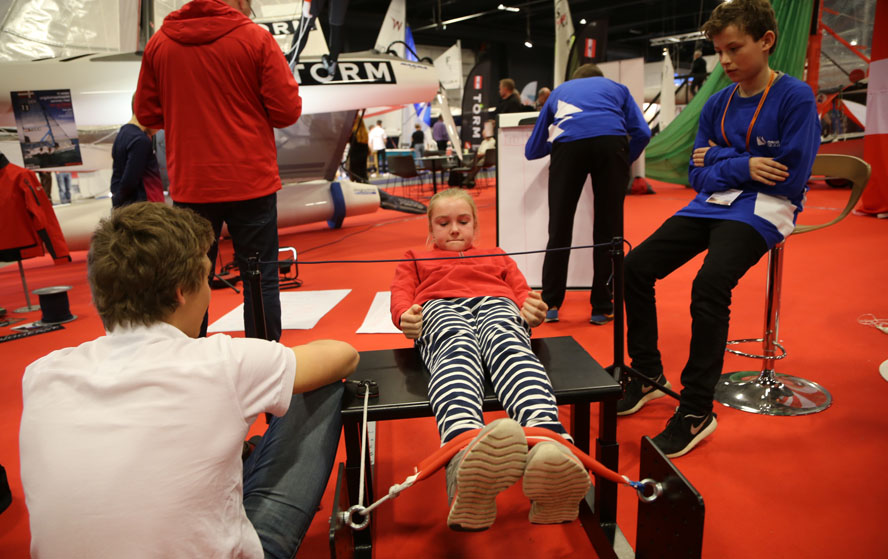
[399,304,423,339]
[520,291,548,328]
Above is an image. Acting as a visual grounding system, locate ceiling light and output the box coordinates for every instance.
[498,4,520,12]
[524,13,532,48]
[850,39,858,46]
[579,18,587,25]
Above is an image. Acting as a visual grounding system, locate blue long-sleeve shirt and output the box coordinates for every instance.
[678,73,821,247]
[525,76,650,162]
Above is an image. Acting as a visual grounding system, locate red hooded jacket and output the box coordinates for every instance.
[0,156,70,264]
[135,0,302,203]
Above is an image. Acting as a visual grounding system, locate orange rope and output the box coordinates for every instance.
[410,426,631,486]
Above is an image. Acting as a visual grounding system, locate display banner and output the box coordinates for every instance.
[460,57,493,149]
[859,0,888,214]
[577,19,608,64]
[11,89,82,169]
[553,0,575,88]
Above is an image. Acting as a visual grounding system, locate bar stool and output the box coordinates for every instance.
[714,154,871,416]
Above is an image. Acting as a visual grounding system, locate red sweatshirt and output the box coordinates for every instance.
[390,246,531,328]
[0,159,70,263]
[135,0,302,203]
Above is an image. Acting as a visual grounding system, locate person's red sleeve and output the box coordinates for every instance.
[499,248,530,307]
[260,34,301,128]
[390,251,420,328]
[134,40,165,129]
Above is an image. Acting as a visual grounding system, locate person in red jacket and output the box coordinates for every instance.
[135,0,302,341]
[390,188,590,531]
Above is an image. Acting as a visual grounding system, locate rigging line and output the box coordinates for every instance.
[258,240,634,266]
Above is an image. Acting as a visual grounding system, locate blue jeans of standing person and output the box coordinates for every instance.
[56,172,72,204]
[175,193,282,341]
[243,381,344,558]
[624,216,768,415]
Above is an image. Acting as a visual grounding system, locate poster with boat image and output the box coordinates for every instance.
[11,89,82,169]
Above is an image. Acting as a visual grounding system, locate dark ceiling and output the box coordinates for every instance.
[341,1,726,62]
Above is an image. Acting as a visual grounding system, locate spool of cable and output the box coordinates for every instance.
[32,286,76,325]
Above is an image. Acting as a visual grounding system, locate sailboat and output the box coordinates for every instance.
[0,0,438,251]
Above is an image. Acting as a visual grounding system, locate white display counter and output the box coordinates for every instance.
[495,111,595,289]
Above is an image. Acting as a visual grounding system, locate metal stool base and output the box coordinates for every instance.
[14,305,41,313]
[715,370,832,416]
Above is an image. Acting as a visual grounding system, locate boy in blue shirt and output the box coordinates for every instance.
[620,0,820,457]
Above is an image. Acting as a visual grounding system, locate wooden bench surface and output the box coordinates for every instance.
[342,336,621,421]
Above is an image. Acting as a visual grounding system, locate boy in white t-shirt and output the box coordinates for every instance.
[19,202,359,559]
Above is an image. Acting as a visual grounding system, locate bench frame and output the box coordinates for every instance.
[338,336,626,559]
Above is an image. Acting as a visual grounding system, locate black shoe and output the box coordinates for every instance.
[616,373,671,416]
[0,465,11,514]
[652,409,717,458]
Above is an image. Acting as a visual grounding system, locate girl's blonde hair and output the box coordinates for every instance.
[427,188,478,226]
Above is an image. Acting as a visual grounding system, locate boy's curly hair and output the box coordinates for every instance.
[88,203,214,331]
[702,0,778,54]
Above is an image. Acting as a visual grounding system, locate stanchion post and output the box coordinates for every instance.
[245,255,268,341]
[608,237,626,384]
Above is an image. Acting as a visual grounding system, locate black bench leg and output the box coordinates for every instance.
[577,398,621,559]
[343,419,373,559]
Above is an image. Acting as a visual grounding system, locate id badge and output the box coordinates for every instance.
[706,189,743,206]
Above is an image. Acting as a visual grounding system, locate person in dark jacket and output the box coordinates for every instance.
[109,106,163,208]
[496,78,528,114]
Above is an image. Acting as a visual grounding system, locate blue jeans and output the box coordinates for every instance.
[243,381,344,558]
[57,172,72,204]
[175,193,282,341]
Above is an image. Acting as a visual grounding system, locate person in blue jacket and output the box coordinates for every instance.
[525,64,650,325]
[619,0,821,458]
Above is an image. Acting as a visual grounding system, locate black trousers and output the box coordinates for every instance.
[624,216,768,415]
[542,135,629,314]
[175,193,282,341]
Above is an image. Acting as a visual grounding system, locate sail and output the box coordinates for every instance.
[434,40,463,91]
[0,0,139,61]
[374,0,406,58]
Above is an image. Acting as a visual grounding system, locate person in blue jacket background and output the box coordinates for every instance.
[525,63,650,326]
[619,0,821,458]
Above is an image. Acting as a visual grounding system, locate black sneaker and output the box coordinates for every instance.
[0,464,11,514]
[652,409,718,458]
[616,373,671,416]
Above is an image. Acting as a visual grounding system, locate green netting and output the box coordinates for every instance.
[645,0,815,185]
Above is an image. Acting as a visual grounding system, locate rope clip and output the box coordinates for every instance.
[340,504,370,531]
[634,478,663,503]
[347,379,379,398]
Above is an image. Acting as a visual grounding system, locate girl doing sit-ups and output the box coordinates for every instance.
[390,188,590,531]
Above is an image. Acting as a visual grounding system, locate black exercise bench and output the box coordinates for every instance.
[334,336,626,558]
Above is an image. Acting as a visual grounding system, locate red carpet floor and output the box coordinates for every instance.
[1,178,887,558]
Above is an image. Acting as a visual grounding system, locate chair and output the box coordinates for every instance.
[387,155,429,197]
[714,154,871,416]
[449,148,497,190]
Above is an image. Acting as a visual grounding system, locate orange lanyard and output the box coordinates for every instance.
[720,70,777,151]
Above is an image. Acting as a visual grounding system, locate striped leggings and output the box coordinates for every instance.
[417,296,569,444]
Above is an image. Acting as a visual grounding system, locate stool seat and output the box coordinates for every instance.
[716,154,871,416]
